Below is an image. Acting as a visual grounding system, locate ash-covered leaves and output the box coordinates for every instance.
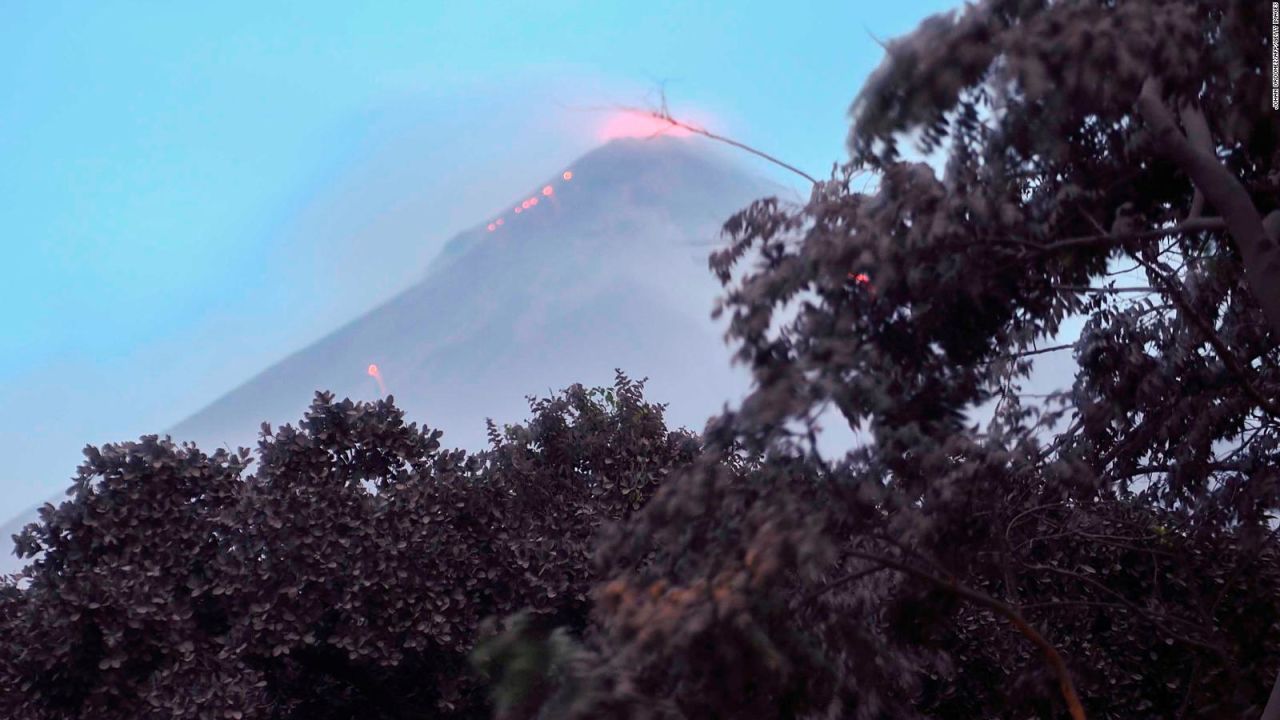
[483,2,1280,718]
[0,373,696,720]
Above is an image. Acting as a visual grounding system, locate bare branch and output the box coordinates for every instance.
[985,217,1227,255]
[1176,104,1213,221]
[983,343,1075,369]
[1052,285,1156,294]
[1136,77,1280,341]
[622,92,821,187]
[795,564,891,608]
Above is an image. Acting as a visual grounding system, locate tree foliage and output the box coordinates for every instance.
[0,374,696,719]
[480,1,1280,718]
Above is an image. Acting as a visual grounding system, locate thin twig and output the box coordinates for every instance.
[796,564,892,608]
[985,217,1226,255]
[622,92,821,187]
[984,343,1076,368]
[1134,255,1280,418]
[1020,562,1225,656]
[1052,285,1156,294]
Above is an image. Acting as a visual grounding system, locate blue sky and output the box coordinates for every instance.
[0,1,959,516]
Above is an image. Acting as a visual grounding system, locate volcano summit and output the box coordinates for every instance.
[165,136,782,456]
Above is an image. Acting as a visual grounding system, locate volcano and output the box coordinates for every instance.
[2,137,784,573]
[167,136,780,453]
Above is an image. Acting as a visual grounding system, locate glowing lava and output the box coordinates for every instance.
[847,273,875,296]
[597,110,696,141]
[367,363,388,396]
[480,167,575,238]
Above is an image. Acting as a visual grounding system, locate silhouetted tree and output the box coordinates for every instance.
[0,374,697,719]
[482,1,1280,718]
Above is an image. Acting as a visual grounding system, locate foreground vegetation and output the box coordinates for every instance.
[5,1,1280,717]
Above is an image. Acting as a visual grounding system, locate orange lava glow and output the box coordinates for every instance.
[367,363,388,396]
[529,197,538,206]
[514,207,522,214]
[597,110,695,141]
[495,218,504,226]
[847,273,875,296]
[562,171,573,181]
[487,223,496,231]
[542,185,554,196]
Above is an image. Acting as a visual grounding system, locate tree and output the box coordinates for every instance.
[483,1,1280,717]
[0,373,697,719]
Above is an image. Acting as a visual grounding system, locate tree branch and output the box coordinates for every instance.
[1136,77,1280,341]
[1020,562,1226,657]
[1176,104,1213,221]
[1052,285,1156,294]
[844,549,1087,720]
[1133,255,1280,418]
[795,564,891,608]
[629,93,821,187]
[983,343,1075,369]
[1023,217,1225,253]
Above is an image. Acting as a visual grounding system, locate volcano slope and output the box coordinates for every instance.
[165,136,783,457]
[3,136,786,574]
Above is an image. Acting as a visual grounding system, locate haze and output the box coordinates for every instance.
[0,2,960,521]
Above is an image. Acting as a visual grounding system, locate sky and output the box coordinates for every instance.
[0,1,961,518]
